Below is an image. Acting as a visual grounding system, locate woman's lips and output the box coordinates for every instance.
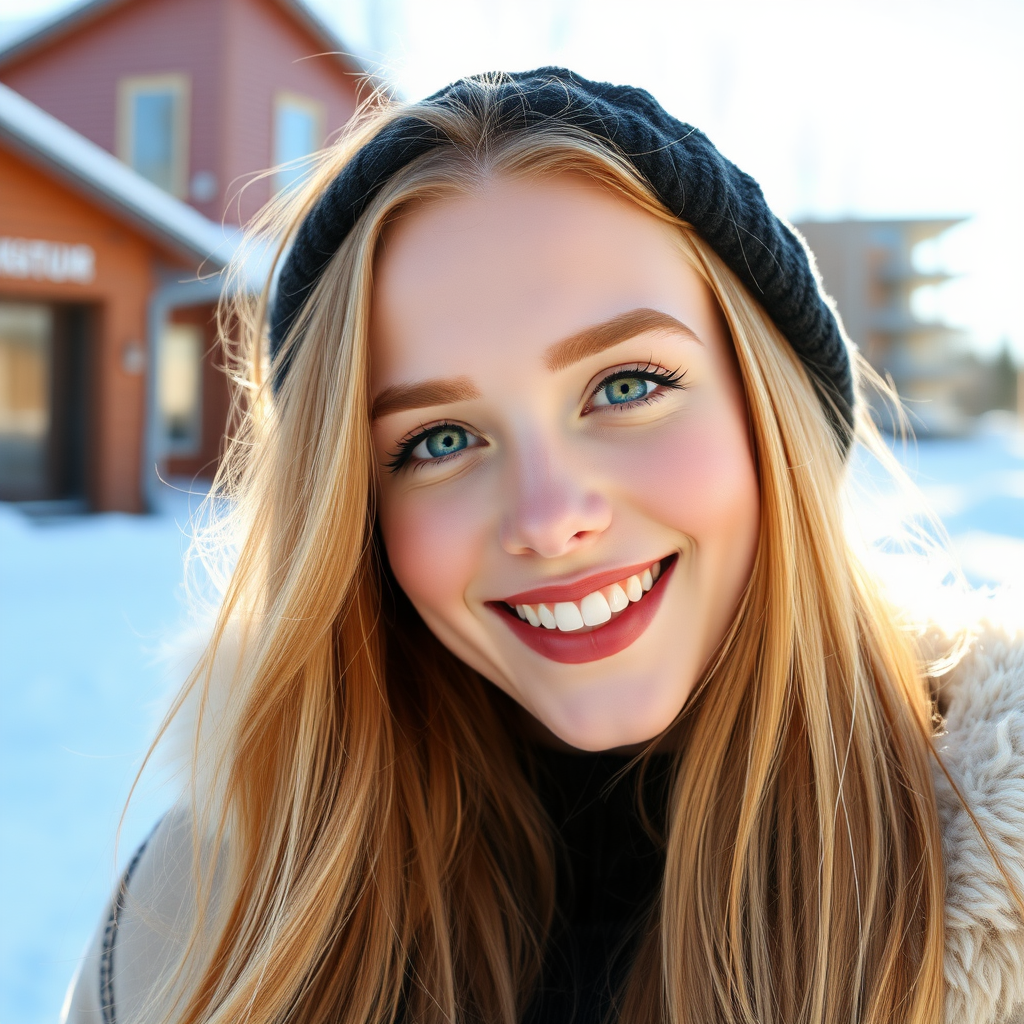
[500,557,664,606]
[487,554,677,664]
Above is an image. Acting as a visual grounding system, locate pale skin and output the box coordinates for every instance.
[370,173,760,752]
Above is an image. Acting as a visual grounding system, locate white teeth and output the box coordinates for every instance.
[604,583,629,613]
[511,560,665,631]
[580,590,612,626]
[554,601,585,631]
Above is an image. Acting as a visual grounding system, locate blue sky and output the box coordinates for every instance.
[3,0,1022,361]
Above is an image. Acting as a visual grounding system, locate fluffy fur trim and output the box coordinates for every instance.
[932,593,1024,1024]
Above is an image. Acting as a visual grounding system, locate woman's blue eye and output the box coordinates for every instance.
[588,366,686,411]
[386,422,481,473]
[603,377,652,405]
[421,425,469,458]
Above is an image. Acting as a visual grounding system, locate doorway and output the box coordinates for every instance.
[0,299,91,503]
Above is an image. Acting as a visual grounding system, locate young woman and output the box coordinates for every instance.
[64,69,1024,1024]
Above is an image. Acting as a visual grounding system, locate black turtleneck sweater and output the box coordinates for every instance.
[522,747,671,1024]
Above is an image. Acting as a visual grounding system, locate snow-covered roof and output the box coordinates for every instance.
[0,0,375,82]
[0,81,240,267]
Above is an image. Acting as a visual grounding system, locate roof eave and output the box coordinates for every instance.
[0,0,390,99]
[0,0,129,71]
[0,84,237,268]
[1,129,229,267]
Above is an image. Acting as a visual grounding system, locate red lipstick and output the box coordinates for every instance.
[488,555,676,664]
[499,557,663,607]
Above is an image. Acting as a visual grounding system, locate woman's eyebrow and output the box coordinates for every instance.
[372,377,480,419]
[545,307,703,372]
[371,309,700,419]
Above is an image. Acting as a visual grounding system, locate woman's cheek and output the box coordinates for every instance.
[379,486,488,613]
[613,409,759,539]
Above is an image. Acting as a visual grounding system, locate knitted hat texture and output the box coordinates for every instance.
[269,67,855,448]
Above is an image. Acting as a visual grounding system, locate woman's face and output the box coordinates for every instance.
[370,173,760,751]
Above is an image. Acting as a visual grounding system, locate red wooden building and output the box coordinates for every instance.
[0,0,369,511]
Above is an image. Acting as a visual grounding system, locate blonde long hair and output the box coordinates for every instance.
[159,79,949,1024]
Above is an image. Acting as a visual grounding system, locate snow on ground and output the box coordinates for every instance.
[0,487,207,1024]
[903,420,1024,586]
[2,424,1023,1024]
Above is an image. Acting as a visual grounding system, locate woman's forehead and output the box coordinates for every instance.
[368,173,717,385]
[375,172,666,285]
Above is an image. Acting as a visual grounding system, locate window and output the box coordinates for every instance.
[273,92,324,192]
[159,323,202,455]
[118,74,189,196]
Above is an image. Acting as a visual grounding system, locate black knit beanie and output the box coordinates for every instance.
[269,67,855,451]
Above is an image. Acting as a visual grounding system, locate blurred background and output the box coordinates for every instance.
[0,1,1022,1021]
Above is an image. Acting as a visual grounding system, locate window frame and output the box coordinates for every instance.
[158,321,204,458]
[272,90,325,193]
[117,73,191,198]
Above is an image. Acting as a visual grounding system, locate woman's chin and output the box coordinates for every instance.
[534,698,683,753]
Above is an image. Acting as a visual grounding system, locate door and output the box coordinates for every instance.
[0,299,90,502]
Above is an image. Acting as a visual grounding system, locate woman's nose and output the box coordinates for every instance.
[499,451,612,559]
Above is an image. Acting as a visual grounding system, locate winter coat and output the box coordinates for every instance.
[61,599,1024,1024]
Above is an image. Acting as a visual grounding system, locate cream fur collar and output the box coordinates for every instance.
[931,594,1024,1024]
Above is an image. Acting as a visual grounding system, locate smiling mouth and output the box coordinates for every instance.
[494,555,675,634]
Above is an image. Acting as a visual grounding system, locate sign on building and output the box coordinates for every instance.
[0,237,96,284]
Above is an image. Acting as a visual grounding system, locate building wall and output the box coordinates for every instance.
[0,0,362,224]
[0,0,225,219]
[0,145,186,511]
[222,0,360,223]
[797,218,968,431]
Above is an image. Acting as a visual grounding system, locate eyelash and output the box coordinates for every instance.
[586,362,688,411]
[385,363,688,474]
[385,421,466,474]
